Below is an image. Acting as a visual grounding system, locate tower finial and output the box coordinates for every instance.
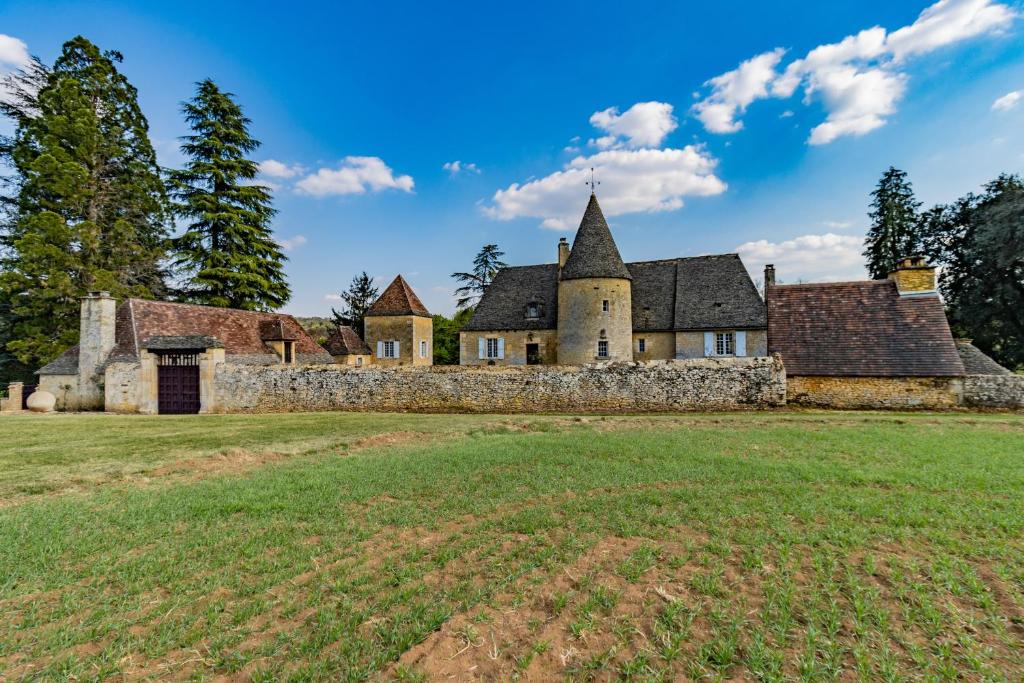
[586,167,600,194]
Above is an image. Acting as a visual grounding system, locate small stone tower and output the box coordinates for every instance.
[557,193,633,364]
[363,275,433,366]
[78,291,117,409]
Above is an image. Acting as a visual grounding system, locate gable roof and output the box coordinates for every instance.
[39,298,333,373]
[767,280,964,377]
[366,275,431,317]
[560,194,632,281]
[462,255,766,332]
[955,339,1011,375]
[323,325,372,356]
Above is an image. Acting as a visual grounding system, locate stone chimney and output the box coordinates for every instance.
[764,264,776,290]
[557,237,570,270]
[887,256,937,296]
[77,291,117,409]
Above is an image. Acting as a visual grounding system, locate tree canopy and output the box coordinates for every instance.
[331,271,379,338]
[863,167,923,280]
[452,244,506,309]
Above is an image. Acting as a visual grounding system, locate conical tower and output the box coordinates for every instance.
[557,194,633,364]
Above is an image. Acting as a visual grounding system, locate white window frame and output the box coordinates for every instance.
[419,340,428,358]
[525,303,540,319]
[486,337,500,359]
[597,340,609,358]
[383,340,397,358]
[715,332,735,356]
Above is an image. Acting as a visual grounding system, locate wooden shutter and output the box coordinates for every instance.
[497,338,505,360]
[478,338,485,359]
[704,332,714,357]
[735,331,746,357]
[394,341,400,358]
[376,341,383,358]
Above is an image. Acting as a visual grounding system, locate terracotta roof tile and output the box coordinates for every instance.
[323,325,371,356]
[366,275,430,317]
[767,280,964,376]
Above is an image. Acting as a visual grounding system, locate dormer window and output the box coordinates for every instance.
[525,302,541,320]
[282,341,294,364]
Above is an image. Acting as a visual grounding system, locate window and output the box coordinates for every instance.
[597,340,609,358]
[383,340,397,358]
[355,356,363,367]
[638,338,646,353]
[486,338,500,359]
[715,332,735,356]
[602,299,609,313]
[419,340,428,358]
[525,303,540,319]
[283,341,294,363]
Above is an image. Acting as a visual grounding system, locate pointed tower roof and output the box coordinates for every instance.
[560,193,631,280]
[366,275,431,317]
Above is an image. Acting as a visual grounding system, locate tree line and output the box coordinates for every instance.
[864,167,1023,370]
[0,36,289,384]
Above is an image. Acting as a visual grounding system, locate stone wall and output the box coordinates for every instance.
[364,315,432,367]
[787,375,962,409]
[460,330,559,366]
[632,332,675,361]
[557,278,633,364]
[39,375,80,411]
[211,356,786,414]
[962,374,1024,409]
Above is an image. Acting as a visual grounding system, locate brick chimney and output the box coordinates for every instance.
[557,237,570,269]
[77,291,117,409]
[887,256,937,296]
[764,264,776,290]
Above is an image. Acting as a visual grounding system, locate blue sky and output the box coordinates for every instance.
[2,0,1023,316]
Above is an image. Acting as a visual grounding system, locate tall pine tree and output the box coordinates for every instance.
[170,79,289,310]
[0,37,169,372]
[863,167,922,279]
[452,244,507,309]
[330,272,378,338]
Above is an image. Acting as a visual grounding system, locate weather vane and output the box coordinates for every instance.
[586,167,600,193]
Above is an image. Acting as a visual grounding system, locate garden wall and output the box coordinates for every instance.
[962,374,1024,409]
[211,356,787,414]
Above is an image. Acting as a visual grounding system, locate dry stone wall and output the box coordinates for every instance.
[962,374,1024,409]
[211,356,786,414]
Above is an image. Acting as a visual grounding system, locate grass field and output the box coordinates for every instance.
[1,411,1023,681]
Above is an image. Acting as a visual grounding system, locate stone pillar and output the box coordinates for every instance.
[77,291,117,410]
[137,351,159,415]
[199,348,225,413]
[2,382,24,412]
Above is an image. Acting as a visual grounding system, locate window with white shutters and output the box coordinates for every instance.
[383,340,397,358]
[715,332,735,356]
[486,338,500,359]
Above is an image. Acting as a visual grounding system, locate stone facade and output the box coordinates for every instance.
[77,292,117,410]
[557,277,633,364]
[38,375,78,411]
[364,315,432,367]
[787,375,962,409]
[211,356,787,414]
[632,332,675,362]
[962,374,1024,409]
[888,257,937,294]
[460,329,559,366]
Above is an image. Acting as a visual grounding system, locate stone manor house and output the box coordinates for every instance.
[6,191,1016,415]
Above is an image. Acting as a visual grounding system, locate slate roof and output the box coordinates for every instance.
[462,255,766,332]
[38,299,333,374]
[323,325,372,356]
[955,339,1011,375]
[767,280,965,377]
[560,194,632,281]
[366,275,431,317]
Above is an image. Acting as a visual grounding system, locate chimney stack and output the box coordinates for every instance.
[764,264,776,291]
[558,237,570,269]
[77,291,117,409]
[887,256,937,296]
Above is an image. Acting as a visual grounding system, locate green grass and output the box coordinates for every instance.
[0,411,1022,680]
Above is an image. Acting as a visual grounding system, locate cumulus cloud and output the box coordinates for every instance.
[486,146,726,230]
[259,159,303,178]
[277,234,307,251]
[736,233,866,283]
[0,34,29,70]
[992,90,1021,111]
[589,101,678,148]
[692,49,786,133]
[443,160,480,175]
[693,0,1017,144]
[296,156,414,196]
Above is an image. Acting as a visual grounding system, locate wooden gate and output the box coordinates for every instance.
[157,352,200,415]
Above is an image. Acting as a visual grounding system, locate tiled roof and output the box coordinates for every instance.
[560,194,632,281]
[36,345,79,375]
[144,335,224,350]
[463,255,766,332]
[955,340,1011,375]
[767,280,964,377]
[366,275,431,317]
[323,325,372,356]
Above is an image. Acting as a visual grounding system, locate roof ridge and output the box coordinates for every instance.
[367,275,431,317]
[772,279,891,288]
[628,253,739,266]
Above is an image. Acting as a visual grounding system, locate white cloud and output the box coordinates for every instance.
[992,90,1021,110]
[277,234,307,251]
[589,101,678,147]
[692,49,786,133]
[443,160,481,175]
[693,0,1017,144]
[0,34,30,70]
[486,146,726,229]
[296,156,414,196]
[822,220,854,229]
[324,293,343,301]
[736,233,866,283]
[259,159,303,178]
